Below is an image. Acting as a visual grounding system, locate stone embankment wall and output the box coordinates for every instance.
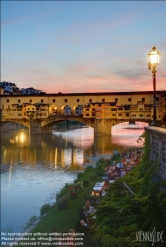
[145,126,166,180]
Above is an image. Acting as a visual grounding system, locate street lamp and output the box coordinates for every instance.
[148,46,161,126]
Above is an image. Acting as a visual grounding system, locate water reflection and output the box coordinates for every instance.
[1,122,147,234]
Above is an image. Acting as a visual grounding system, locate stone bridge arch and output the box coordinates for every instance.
[41,116,95,130]
[1,119,29,129]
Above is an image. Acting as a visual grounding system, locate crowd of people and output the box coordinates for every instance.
[50,149,142,246]
[105,149,142,181]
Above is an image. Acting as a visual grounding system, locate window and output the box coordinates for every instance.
[2,105,4,109]
[52,99,55,103]
[118,113,122,116]
[86,108,89,111]
[118,108,123,110]
[92,113,95,116]
[112,114,116,117]
[77,99,80,102]
[111,108,116,111]
[142,98,145,102]
[64,99,67,103]
[115,98,118,102]
[128,98,131,102]
[86,114,89,116]
[156,97,159,101]
[89,99,92,102]
[29,99,32,103]
[102,99,105,102]
[41,99,44,103]
[139,114,144,117]
[7,99,9,103]
[126,113,129,117]
[18,99,21,103]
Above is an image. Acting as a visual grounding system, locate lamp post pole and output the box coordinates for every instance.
[152,65,157,123]
[148,46,161,126]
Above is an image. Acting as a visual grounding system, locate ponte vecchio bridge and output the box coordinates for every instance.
[0,90,166,134]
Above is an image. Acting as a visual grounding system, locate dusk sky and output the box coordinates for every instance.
[1,1,166,93]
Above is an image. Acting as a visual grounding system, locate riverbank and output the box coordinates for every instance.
[13,152,121,247]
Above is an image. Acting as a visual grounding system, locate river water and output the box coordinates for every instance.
[0,122,147,234]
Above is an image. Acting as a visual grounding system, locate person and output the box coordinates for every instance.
[78,208,87,222]
[84,200,95,216]
[68,229,75,247]
[50,228,60,247]
[102,182,108,196]
[76,219,88,235]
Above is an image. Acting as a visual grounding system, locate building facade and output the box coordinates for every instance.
[0,91,166,122]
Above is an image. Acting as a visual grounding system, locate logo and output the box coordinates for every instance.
[135,227,164,246]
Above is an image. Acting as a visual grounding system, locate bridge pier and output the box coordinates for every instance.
[94,119,113,135]
[29,118,42,134]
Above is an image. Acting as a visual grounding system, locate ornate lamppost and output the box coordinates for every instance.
[148,46,161,126]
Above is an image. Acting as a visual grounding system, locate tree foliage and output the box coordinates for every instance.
[94,132,166,247]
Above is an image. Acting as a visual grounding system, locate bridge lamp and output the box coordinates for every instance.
[148,46,161,126]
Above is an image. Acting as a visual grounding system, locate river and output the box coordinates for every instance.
[0,122,147,234]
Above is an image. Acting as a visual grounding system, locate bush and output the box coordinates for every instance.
[90,174,97,181]
[55,183,69,200]
[57,197,68,210]
[40,203,51,216]
[70,190,78,199]
[83,180,89,187]
[74,182,83,192]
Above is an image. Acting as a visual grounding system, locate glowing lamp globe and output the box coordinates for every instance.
[148,46,161,66]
